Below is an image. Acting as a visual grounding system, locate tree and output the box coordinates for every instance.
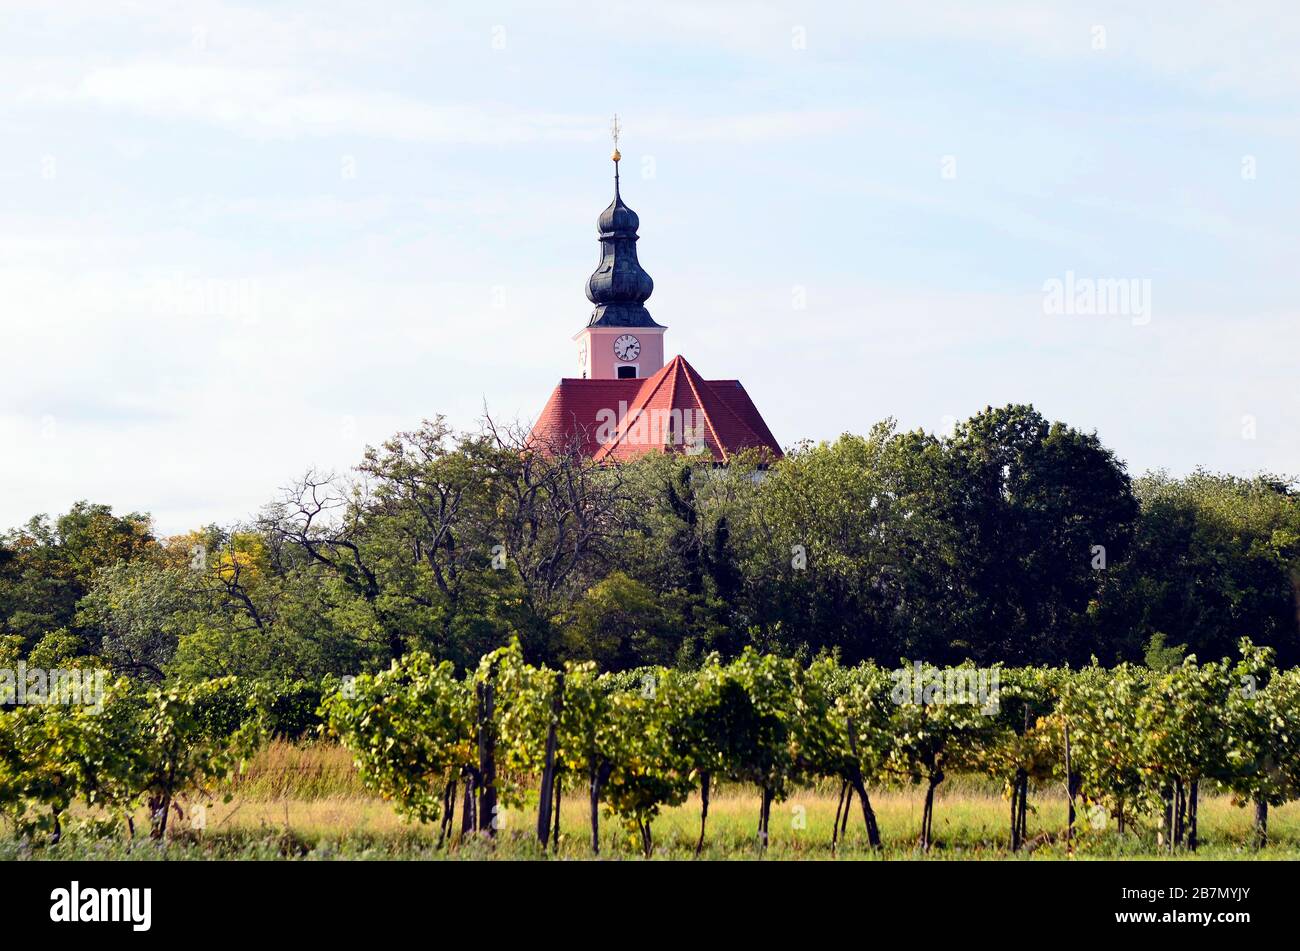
[612,457,751,661]
[713,650,802,849]
[105,678,261,840]
[598,670,693,857]
[555,660,618,853]
[473,415,628,662]
[813,658,892,850]
[265,469,408,666]
[0,502,154,653]
[493,647,566,849]
[941,405,1139,665]
[76,561,191,679]
[0,703,90,842]
[1099,472,1300,666]
[353,419,516,667]
[664,654,727,853]
[735,423,956,663]
[564,572,682,669]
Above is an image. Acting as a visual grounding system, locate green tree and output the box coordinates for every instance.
[713,649,803,848]
[736,423,956,663]
[76,561,191,679]
[812,658,893,849]
[1100,472,1300,665]
[102,678,261,839]
[0,502,154,653]
[0,703,90,841]
[942,405,1139,665]
[598,669,694,856]
[980,667,1060,851]
[564,572,682,669]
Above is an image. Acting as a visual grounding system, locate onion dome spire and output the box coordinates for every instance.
[584,115,662,328]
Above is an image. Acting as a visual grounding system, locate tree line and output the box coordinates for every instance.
[3,403,1299,681]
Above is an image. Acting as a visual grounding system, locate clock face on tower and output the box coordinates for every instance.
[613,334,641,361]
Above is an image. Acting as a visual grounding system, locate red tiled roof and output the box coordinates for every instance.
[529,355,781,463]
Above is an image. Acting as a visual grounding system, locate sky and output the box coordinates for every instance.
[1,0,1299,535]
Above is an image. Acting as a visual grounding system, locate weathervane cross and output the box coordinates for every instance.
[610,114,621,153]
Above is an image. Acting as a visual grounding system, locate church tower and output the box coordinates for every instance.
[574,117,665,380]
[530,121,781,464]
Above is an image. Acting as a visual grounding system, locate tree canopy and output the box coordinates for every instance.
[2,404,1298,678]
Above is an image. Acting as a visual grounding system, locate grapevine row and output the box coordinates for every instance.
[3,639,1297,854]
[323,639,1300,855]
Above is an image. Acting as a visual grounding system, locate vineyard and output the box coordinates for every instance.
[4,638,1300,859]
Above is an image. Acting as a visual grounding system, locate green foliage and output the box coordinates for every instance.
[4,643,1300,855]
[0,703,90,836]
[6,412,1300,681]
[1143,632,1187,671]
[727,423,956,664]
[0,502,154,653]
[313,641,1300,854]
[322,653,474,825]
[26,628,96,669]
[598,670,694,843]
[1057,662,1149,827]
[978,667,1059,786]
[77,560,192,679]
[564,572,682,669]
[0,676,260,841]
[1100,471,1300,665]
[941,405,1139,664]
[249,678,328,741]
[1220,640,1300,809]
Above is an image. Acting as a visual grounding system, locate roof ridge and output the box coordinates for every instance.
[591,359,678,462]
[662,357,682,449]
[674,358,725,461]
[676,358,763,462]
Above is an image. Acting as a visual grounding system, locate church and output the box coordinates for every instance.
[530,133,782,464]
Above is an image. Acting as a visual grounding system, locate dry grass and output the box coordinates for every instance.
[13,743,1292,859]
[154,742,1300,860]
[167,786,1300,860]
[221,741,367,800]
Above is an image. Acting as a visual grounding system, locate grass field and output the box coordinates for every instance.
[6,742,1298,860]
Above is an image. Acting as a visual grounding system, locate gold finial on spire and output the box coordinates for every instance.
[610,113,622,162]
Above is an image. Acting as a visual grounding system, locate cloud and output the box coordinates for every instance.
[14,61,865,146]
